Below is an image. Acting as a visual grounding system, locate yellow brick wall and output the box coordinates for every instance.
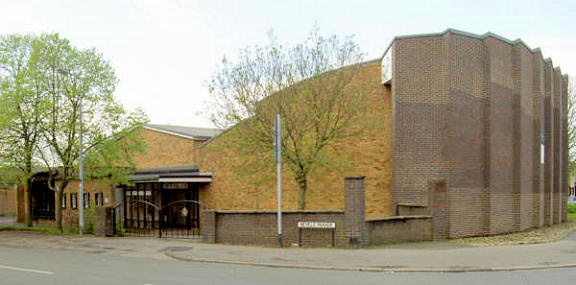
[131,128,205,169]
[61,179,117,228]
[53,128,206,228]
[198,61,393,218]
[0,185,18,216]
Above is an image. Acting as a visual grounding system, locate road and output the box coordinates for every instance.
[0,245,574,285]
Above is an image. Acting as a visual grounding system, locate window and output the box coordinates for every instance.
[541,132,545,164]
[95,193,104,207]
[71,193,78,209]
[61,193,66,209]
[83,193,90,209]
[381,47,392,84]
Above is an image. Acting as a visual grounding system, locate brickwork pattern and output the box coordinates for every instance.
[131,128,205,168]
[208,210,345,247]
[391,30,569,239]
[60,179,117,229]
[200,210,216,243]
[367,216,432,245]
[344,176,367,247]
[199,61,393,218]
[0,185,17,216]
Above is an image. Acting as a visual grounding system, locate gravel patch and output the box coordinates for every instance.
[452,218,576,247]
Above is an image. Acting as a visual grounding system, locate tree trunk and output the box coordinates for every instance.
[297,176,307,210]
[25,178,33,227]
[55,189,63,231]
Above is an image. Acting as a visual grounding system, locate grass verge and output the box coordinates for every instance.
[568,203,576,218]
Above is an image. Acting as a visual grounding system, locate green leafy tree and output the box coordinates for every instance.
[33,34,147,230]
[0,34,46,226]
[207,29,366,210]
[0,33,147,230]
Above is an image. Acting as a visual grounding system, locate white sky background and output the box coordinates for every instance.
[0,0,574,128]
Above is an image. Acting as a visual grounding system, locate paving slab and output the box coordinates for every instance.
[0,230,575,272]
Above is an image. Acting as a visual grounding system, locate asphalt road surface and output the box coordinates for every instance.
[0,245,574,285]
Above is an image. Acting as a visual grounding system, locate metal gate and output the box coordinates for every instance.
[122,182,200,239]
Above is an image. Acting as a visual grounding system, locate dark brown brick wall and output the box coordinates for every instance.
[200,210,216,243]
[344,176,367,247]
[209,210,345,247]
[544,61,554,226]
[391,30,568,239]
[367,216,432,245]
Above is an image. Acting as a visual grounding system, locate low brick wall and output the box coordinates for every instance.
[367,215,432,245]
[200,177,434,247]
[202,210,345,247]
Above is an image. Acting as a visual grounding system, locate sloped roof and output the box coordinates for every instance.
[144,124,222,140]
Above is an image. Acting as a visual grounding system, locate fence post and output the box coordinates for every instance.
[158,208,162,238]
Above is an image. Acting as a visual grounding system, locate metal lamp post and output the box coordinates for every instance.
[57,69,84,235]
[274,114,282,247]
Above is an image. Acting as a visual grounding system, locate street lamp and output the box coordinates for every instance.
[57,69,84,235]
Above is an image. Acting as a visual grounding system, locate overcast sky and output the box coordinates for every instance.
[1,0,574,128]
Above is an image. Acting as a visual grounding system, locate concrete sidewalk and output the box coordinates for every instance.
[0,230,575,272]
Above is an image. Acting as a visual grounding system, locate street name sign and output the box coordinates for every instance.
[297,221,336,229]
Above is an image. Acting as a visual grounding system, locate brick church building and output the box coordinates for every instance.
[10,29,570,246]
[198,29,569,244]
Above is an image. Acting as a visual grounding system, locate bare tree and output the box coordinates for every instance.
[568,77,576,182]
[207,29,366,209]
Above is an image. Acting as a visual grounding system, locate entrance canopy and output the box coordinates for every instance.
[129,165,212,184]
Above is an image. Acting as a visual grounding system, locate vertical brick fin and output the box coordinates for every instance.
[553,68,562,224]
[532,52,545,228]
[344,176,367,248]
[562,76,569,222]
[482,41,492,235]
[391,35,448,210]
[485,37,515,235]
[511,44,522,232]
[517,44,535,231]
[446,33,487,238]
[543,61,554,226]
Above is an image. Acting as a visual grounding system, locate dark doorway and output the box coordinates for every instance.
[122,182,200,239]
[159,183,200,238]
[31,178,55,220]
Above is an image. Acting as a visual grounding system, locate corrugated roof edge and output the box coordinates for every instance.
[380,28,568,76]
[144,125,220,140]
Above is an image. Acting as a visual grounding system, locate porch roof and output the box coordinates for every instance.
[130,165,212,183]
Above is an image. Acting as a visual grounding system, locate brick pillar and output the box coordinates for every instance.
[430,179,450,239]
[201,210,216,243]
[94,207,115,237]
[344,176,366,248]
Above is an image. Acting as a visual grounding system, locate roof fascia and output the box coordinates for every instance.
[144,126,201,141]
